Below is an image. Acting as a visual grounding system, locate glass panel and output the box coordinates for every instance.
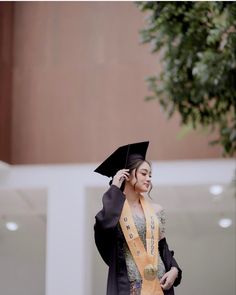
[0,188,47,295]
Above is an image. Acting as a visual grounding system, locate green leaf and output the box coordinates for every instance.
[137,1,236,157]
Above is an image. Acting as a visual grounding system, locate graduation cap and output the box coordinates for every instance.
[94,141,149,178]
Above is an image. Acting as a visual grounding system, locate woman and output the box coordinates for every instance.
[94,141,182,295]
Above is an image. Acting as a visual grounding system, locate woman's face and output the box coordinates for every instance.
[129,161,152,193]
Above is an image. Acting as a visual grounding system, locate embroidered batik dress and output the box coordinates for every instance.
[122,209,166,295]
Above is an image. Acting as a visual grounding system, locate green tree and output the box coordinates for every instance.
[137,1,236,157]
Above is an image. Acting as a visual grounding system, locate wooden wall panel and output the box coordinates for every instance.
[11,2,222,164]
[0,2,13,163]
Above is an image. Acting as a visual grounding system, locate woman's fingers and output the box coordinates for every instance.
[160,272,174,290]
[161,280,170,290]
[116,169,129,180]
[160,273,167,285]
[121,170,130,179]
[112,169,130,188]
[120,169,129,174]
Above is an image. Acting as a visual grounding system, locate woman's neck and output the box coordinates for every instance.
[124,184,141,205]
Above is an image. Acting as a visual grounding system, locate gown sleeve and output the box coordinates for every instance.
[159,237,182,287]
[94,185,126,266]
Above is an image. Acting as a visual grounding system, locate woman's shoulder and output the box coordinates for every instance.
[151,202,165,214]
[151,202,166,238]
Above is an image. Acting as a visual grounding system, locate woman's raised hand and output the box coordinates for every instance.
[112,169,130,188]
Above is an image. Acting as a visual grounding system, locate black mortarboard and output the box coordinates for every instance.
[94,141,149,178]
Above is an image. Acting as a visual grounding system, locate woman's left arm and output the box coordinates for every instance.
[153,204,182,289]
[159,237,182,290]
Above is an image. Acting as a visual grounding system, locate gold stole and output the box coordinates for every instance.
[119,195,164,295]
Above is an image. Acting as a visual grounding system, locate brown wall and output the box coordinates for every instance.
[7,2,222,164]
[0,2,13,163]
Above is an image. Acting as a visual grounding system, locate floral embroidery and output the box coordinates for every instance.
[130,280,142,295]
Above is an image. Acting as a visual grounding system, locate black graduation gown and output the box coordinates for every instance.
[94,185,182,295]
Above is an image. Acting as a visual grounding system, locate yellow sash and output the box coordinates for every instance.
[119,196,164,295]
